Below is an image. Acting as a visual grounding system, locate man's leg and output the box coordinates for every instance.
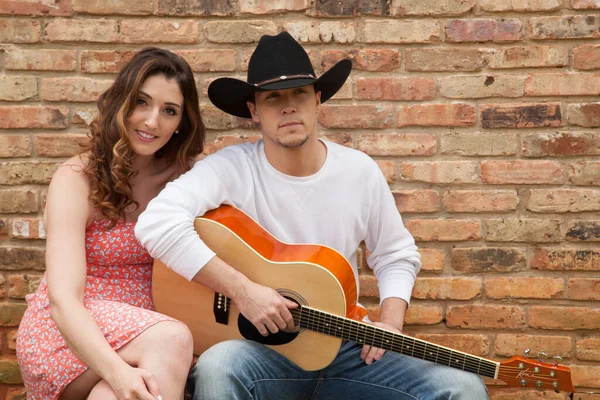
[315,341,489,400]
[187,340,321,400]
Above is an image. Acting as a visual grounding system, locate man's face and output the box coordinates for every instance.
[247,84,321,149]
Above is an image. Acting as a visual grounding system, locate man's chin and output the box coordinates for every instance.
[278,136,309,149]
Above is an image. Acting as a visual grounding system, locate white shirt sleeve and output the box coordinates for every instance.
[134,160,230,280]
[364,164,421,305]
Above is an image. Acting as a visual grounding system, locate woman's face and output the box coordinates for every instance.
[126,74,184,157]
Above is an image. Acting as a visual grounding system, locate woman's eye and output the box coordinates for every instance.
[136,98,147,106]
[165,108,177,116]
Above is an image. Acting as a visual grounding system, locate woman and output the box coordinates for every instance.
[17,47,205,400]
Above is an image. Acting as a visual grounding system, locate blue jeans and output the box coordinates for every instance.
[187,340,489,400]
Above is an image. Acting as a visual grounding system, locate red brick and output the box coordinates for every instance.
[532,248,600,271]
[392,0,475,15]
[530,306,600,330]
[201,105,238,130]
[243,0,308,14]
[205,20,277,43]
[405,219,480,242]
[419,248,445,272]
[486,218,562,242]
[572,393,600,400]
[363,20,440,43]
[0,106,69,129]
[284,21,355,43]
[357,133,436,156]
[157,0,234,16]
[0,247,45,270]
[0,75,37,101]
[401,161,479,184]
[0,135,31,158]
[447,305,526,329]
[495,334,571,358]
[121,19,199,43]
[10,218,46,239]
[6,387,26,400]
[415,334,489,356]
[357,77,435,101]
[527,189,600,213]
[576,337,600,361]
[525,73,600,96]
[441,133,518,156]
[73,106,98,126]
[406,48,489,72]
[41,77,112,102]
[8,273,43,299]
[0,218,9,241]
[489,45,568,69]
[0,161,59,185]
[318,105,394,129]
[571,0,600,9]
[569,279,600,301]
[443,190,518,213]
[375,160,395,184]
[568,103,600,128]
[440,75,524,99]
[566,221,600,242]
[0,358,23,384]
[573,44,600,70]
[393,190,440,213]
[412,277,481,300]
[0,304,28,326]
[321,133,353,148]
[452,247,527,274]
[45,18,118,42]
[80,50,136,74]
[0,19,41,43]
[175,50,236,72]
[203,134,261,155]
[446,19,523,43]
[0,189,37,213]
[313,0,390,16]
[481,160,564,184]
[6,48,76,71]
[485,277,563,299]
[7,330,17,351]
[397,104,475,127]
[0,0,70,15]
[481,0,561,11]
[569,161,600,185]
[530,15,600,40]
[73,0,152,14]
[321,49,400,72]
[404,304,443,325]
[488,389,570,399]
[571,365,600,388]
[481,103,562,129]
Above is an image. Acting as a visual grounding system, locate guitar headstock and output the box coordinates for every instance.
[498,355,574,393]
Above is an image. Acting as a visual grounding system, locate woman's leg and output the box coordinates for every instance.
[61,321,193,400]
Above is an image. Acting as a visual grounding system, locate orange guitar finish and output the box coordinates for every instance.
[202,205,368,321]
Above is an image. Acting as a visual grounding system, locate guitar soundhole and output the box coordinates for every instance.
[237,294,303,346]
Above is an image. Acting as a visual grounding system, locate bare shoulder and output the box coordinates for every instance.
[46,153,93,223]
[51,153,91,190]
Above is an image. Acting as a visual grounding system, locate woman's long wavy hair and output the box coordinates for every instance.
[83,47,205,226]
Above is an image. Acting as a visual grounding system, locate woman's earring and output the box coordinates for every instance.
[175,130,179,134]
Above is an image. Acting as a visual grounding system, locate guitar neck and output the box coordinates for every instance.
[294,306,499,379]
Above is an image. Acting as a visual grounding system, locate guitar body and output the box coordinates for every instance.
[152,205,366,371]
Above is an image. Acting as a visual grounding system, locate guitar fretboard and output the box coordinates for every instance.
[292,306,498,379]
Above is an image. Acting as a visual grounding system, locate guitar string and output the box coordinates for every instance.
[289,307,499,376]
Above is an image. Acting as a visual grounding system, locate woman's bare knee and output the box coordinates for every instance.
[86,380,117,400]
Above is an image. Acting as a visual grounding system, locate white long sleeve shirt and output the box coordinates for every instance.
[135,139,421,305]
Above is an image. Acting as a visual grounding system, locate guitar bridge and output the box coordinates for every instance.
[214,292,230,325]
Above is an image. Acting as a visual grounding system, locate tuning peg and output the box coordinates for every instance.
[524,348,531,358]
[552,355,563,366]
[538,352,548,362]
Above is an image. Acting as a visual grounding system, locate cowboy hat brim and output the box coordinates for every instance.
[208,59,352,119]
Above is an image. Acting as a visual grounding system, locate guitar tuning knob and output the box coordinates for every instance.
[524,348,531,358]
[552,355,563,365]
[538,352,548,361]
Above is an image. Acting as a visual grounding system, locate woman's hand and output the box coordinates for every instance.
[107,364,162,400]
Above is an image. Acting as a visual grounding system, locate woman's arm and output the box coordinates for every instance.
[45,161,157,399]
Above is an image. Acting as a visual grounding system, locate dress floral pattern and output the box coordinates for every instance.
[16,219,176,399]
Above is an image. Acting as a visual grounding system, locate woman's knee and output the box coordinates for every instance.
[147,321,194,359]
[86,380,118,400]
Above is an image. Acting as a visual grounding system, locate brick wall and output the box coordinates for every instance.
[1,0,599,399]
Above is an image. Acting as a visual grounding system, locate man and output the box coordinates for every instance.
[136,32,489,399]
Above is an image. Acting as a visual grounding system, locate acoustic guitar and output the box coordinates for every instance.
[152,205,574,393]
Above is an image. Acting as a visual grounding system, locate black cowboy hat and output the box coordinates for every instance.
[208,31,352,119]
